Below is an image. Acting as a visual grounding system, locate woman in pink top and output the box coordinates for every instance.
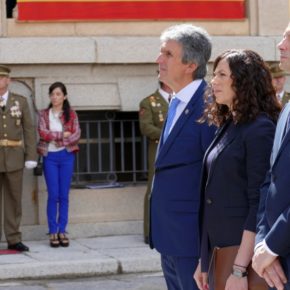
[37,82,81,248]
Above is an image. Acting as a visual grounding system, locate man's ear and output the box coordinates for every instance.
[186,63,197,74]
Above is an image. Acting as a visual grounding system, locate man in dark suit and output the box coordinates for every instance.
[269,62,290,106]
[0,65,37,251]
[252,22,290,290]
[149,24,215,290]
[139,81,172,244]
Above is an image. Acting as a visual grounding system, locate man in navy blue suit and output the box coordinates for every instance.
[149,24,216,290]
[252,22,290,290]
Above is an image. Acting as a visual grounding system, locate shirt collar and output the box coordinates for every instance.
[158,87,171,102]
[278,91,285,100]
[174,79,202,103]
[0,91,9,102]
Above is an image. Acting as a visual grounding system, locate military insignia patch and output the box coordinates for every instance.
[10,101,22,118]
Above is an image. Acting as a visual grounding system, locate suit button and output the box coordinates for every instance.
[4,134,7,137]
[206,198,212,205]
[2,115,6,119]
[3,124,6,128]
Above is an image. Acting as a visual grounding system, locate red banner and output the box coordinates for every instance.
[17,0,246,21]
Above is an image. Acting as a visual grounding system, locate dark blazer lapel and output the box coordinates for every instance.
[205,120,242,184]
[199,123,226,196]
[203,120,230,165]
[157,80,206,161]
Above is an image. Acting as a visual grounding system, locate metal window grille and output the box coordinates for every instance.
[72,111,148,187]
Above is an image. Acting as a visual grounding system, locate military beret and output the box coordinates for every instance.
[269,63,287,78]
[0,65,11,76]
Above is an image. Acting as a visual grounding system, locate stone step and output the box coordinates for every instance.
[20,220,143,241]
[0,235,161,280]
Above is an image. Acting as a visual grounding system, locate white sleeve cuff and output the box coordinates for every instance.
[263,239,278,257]
[254,241,263,252]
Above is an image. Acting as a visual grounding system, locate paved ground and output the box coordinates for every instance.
[0,272,167,290]
[0,235,162,280]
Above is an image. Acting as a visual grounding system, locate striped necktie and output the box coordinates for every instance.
[271,102,290,165]
[163,97,180,142]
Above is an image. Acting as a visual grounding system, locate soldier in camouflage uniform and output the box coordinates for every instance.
[139,81,172,243]
[269,62,290,106]
[0,65,37,251]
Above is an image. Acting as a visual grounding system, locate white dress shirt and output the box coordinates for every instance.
[158,87,171,103]
[167,79,202,135]
[0,90,9,106]
[277,91,285,102]
[48,109,65,152]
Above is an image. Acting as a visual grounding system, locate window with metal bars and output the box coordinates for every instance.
[72,111,148,187]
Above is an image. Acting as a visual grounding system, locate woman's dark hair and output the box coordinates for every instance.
[203,49,281,127]
[48,82,71,123]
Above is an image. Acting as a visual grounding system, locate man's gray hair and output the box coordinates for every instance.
[160,24,212,79]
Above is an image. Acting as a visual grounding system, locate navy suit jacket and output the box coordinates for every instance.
[256,121,290,279]
[200,115,275,272]
[149,80,216,257]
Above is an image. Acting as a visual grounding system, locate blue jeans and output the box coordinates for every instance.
[43,149,75,234]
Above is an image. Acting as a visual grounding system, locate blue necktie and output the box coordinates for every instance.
[271,102,290,165]
[163,97,180,142]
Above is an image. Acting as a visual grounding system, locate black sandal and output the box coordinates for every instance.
[49,234,60,248]
[58,233,69,247]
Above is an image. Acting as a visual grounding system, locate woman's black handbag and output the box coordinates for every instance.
[33,156,43,176]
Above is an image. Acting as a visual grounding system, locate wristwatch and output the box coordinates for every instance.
[232,268,248,278]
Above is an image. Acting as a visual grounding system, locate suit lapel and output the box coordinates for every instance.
[157,80,206,161]
[273,130,290,166]
[204,120,242,184]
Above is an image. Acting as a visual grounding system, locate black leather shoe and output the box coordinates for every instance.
[8,242,29,252]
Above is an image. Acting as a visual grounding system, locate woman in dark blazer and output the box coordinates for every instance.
[194,49,281,290]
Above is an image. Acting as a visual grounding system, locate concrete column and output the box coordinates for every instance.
[248,0,259,36]
[258,0,289,36]
[0,0,7,37]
